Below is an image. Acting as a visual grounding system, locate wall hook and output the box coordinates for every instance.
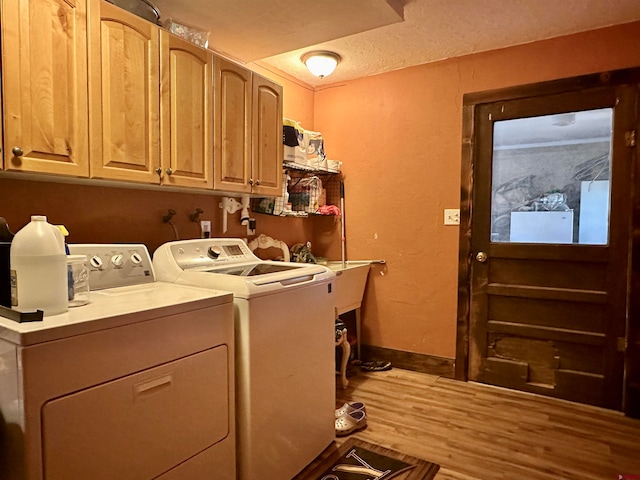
[189,208,204,222]
[162,209,177,223]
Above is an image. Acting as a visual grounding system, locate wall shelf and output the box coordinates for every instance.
[283,162,342,175]
[251,163,343,217]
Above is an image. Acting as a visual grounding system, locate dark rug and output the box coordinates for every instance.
[293,437,440,480]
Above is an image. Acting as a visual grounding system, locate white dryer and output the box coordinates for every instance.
[153,238,336,480]
[0,244,235,480]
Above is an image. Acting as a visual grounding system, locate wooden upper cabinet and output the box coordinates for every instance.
[2,0,89,176]
[88,0,160,183]
[160,31,213,189]
[251,74,283,196]
[214,56,252,193]
[214,56,282,195]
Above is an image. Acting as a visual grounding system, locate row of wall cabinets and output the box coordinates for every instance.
[0,0,283,196]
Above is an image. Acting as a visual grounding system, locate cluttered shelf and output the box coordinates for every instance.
[251,119,343,217]
[263,209,341,218]
[251,163,343,218]
[283,161,342,175]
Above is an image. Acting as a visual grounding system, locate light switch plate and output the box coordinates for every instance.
[444,209,460,225]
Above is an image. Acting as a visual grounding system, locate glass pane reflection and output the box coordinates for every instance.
[491,109,612,245]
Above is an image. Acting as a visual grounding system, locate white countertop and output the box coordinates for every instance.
[0,282,233,346]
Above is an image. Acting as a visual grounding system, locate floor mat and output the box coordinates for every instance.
[293,437,440,480]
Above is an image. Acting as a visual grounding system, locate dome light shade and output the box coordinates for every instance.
[302,51,341,79]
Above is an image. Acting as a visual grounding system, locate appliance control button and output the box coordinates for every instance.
[178,247,184,254]
[89,255,103,269]
[130,252,143,265]
[111,254,124,267]
[208,246,222,259]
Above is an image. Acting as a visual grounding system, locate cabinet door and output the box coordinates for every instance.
[213,56,252,193]
[88,0,160,183]
[2,0,89,176]
[160,31,213,189]
[251,74,283,196]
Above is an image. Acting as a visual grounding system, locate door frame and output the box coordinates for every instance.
[456,67,640,417]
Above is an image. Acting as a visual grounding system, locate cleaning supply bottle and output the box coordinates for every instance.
[10,215,68,315]
[0,217,14,308]
[55,225,74,300]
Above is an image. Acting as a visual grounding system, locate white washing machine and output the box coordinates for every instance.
[153,238,336,480]
[0,244,235,480]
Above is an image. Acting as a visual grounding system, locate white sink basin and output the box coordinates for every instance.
[324,261,371,314]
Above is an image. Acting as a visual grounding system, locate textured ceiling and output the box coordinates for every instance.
[151,0,405,61]
[151,0,640,87]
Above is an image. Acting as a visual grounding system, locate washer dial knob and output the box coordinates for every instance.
[207,246,222,259]
[89,255,103,269]
[130,252,143,265]
[111,254,124,267]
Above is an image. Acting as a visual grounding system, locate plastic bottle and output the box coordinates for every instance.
[10,215,68,316]
[0,217,14,308]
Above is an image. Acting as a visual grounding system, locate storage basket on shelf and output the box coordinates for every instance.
[289,176,323,213]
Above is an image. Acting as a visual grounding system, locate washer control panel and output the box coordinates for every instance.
[168,239,259,270]
[68,244,155,290]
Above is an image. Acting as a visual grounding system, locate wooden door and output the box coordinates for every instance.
[88,0,160,183]
[213,56,251,193]
[2,0,89,176]
[160,31,213,189]
[251,74,283,196]
[466,85,636,410]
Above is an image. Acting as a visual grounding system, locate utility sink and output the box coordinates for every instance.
[324,261,371,315]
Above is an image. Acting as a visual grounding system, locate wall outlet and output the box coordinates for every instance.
[444,209,460,225]
[246,218,256,236]
[200,220,211,238]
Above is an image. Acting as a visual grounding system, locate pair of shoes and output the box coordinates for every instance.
[360,360,392,372]
[335,401,366,418]
[335,409,367,436]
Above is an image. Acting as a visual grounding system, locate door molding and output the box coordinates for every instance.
[456,67,640,417]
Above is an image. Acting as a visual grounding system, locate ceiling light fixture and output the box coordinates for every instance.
[302,51,341,79]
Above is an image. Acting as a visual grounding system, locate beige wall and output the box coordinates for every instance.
[311,21,640,359]
[2,22,640,361]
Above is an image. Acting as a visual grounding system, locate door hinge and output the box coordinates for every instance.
[625,130,636,147]
[617,337,627,352]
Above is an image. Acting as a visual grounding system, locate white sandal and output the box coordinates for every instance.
[335,401,366,418]
[335,410,367,436]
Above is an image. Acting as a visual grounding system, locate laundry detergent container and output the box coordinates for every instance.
[10,215,68,315]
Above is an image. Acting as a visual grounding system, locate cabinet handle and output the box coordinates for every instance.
[165,168,173,176]
[255,179,261,186]
[12,146,24,157]
[249,178,254,186]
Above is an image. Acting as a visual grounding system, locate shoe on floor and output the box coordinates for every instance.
[335,401,366,418]
[335,410,367,436]
[360,360,392,372]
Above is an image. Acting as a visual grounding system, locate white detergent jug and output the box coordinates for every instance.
[10,215,68,315]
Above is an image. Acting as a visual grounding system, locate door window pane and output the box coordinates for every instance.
[491,108,612,245]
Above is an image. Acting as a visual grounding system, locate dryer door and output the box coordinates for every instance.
[41,346,229,480]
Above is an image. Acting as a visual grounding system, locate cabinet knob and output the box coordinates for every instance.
[255,179,261,186]
[249,179,254,186]
[155,167,162,176]
[165,168,173,176]
[12,146,24,157]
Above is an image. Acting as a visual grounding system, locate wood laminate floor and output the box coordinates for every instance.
[335,368,640,480]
